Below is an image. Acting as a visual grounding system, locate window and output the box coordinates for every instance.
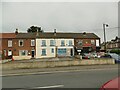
[31,40,35,46]
[61,40,65,46]
[96,40,99,46]
[68,40,73,46]
[19,40,24,46]
[8,50,12,56]
[91,40,95,45]
[42,49,46,56]
[78,40,82,46]
[19,50,28,56]
[51,48,54,53]
[8,40,12,47]
[41,40,46,46]
[50,40,55,46]
[57,48,66,56]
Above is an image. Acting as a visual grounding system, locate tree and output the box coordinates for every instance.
[27,26,43,33]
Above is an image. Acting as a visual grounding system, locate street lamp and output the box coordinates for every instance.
[103,23,109,53]
[54,29,57,57]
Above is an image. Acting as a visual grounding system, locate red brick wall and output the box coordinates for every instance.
[13,38,36,56]
[74,38,100,50]
[1,38,35,59]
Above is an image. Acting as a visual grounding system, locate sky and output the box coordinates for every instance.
[1,1,119,43]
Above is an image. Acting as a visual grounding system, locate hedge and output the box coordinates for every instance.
[110,49,120,55]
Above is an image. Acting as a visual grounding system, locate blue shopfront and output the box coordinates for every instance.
[57,48,74,57]
[57,48,67,56]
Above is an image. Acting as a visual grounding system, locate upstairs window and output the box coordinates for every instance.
[96,40,99,46]
[31,40,35,46]
[19,40,24,46]
[68,40,73,46]
[8,40,12,47]
[78,40,83,46]
[50,40,55,46]
[61,40,65,46]
[41,40,46,46]
[91,40,95,45]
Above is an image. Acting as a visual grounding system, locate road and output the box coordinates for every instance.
[2,66,118,89]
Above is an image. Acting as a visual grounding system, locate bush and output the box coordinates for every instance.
[110,49,120,55]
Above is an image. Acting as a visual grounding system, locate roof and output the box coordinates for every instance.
[0,32,100,39]
[15,33,36,39]
[36,32,100,39]
[0,33,16,39]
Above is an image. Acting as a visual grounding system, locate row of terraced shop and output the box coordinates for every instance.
[0,29,101,60]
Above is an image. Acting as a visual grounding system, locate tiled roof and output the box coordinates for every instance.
[15,33,36,39]
[0,33,16,39]
[36,32,100,39]
[1,32,100,39]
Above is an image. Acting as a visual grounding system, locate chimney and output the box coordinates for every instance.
[54,29,56,36]
[15,28,18,35]
[36,28,39,37]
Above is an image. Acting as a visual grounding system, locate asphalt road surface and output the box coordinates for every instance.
[2,67,118,89]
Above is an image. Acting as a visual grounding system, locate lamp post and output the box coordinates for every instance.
[54,29,57,57]
[103,23,109,53]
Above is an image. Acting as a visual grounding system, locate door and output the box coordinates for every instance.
[70,49,73,56]
[31,50,35,58]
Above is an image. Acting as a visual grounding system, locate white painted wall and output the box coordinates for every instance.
[36,38,74,58]
[13,56,31,60]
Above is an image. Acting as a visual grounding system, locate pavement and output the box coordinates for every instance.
[2,64,119,76]
[15,57,77,63]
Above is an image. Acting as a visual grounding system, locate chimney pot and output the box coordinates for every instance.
[15,28,18,35]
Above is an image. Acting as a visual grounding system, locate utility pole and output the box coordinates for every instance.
[103,23,108,53]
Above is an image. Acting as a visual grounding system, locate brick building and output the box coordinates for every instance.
[74,32,100,54]
[101,36,120,52]
[0,31,101,60]
[12,33,36,60]
[0,33,16,59]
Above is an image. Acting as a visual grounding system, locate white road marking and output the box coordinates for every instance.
[16,85,64,90]
[32,85,64,89]
[1,67,118,77]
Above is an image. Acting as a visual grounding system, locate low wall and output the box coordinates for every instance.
[13,56,31,60]
[0,59,12,64]
[2,59,115,70]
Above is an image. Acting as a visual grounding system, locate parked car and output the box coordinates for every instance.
[81,53,91,59]
[100,77,120,90]
[100,54,112,58]
[90,53,101,58]
[108,53,120,64]
[100,53,120,64]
